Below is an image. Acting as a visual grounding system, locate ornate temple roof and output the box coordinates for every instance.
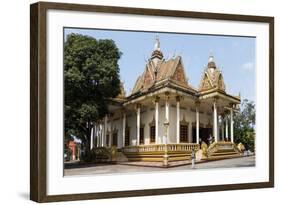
[198,55,226,92]
[131,36,194,96]
[120,37,239,104]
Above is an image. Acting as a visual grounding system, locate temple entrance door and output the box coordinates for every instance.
[192,127,204,143]
[106,134,110,146]
[192,127,212,144]
[139,127,144,145]
[200,128,212,145]
[112,132,118,146]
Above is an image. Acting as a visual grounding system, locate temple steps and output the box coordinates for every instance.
[207,154,243,161]
[124,152,192,162]
[206,142,242,160]
[210,151,238,156]
[116,151,129,162]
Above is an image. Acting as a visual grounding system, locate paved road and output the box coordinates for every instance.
[64,156,255,176]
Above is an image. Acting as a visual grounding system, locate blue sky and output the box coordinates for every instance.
[64,28,256,103]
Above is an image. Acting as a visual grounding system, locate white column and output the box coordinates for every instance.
[217,115,220,141]
[165,95,170,143]
[196,105,200,144]
[222,117,225,141]
[155,98,159,144]
[104,115,108,147]
[97,124,100,147]
[93,123,97,149]
[109,118,112,147]
[122,113,126,147]
[136,104,141,146]
[100,124,103,147]
[90,124,94,150]
[100,122,104,147]
[96,124,99,147]
[230,108,234,143]
[213,99,218,142]
[225,116,229,141]
[176,96,180,144]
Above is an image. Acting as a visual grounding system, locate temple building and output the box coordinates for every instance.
[91,37,242,162]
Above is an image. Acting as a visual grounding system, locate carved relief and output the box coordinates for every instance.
[143,67,153,89]
[200,73,213,91]
[217,74,226,91]
[171,65,188,87]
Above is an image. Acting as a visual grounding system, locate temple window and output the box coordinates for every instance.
[106,134,110,146]
[180,117,189,143]
[149,117,156,143]
[140,124,145,145]
[150,126,155,143]
[180,125,188,142]
[125,127,130,146]
[112,130,118,146]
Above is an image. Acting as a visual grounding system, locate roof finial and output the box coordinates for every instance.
[207,50,216,69]
[154,35,160,51]
[208,50,214,63]
[150,35,163,61]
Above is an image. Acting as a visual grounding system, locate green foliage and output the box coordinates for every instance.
[64,33,122,153]
[234,99,256,152]
[64,148,72,161]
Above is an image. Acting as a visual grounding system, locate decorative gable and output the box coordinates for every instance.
[217,74,225,91]
[172,65,185,82]
[171,61,188,88]
[200,73,213,91]
[199,55,226,92]
[143,67,154,90]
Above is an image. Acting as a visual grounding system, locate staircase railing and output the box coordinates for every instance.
[207,141,241,157]
[92,146,117,162]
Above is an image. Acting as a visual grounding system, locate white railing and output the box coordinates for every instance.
[123,143,199,153]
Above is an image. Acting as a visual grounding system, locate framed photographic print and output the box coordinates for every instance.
[30,1,274,202]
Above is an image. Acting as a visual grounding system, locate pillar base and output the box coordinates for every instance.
[163,154,169,167]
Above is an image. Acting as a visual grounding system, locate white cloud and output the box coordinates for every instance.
[242,62,254,71]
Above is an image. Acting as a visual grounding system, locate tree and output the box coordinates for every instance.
[234,99,256,151]
[64,33,122,160]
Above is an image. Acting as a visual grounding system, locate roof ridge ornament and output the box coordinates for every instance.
[151,35,164,64]
[207,51,217,69]
[208,50,214,62]
[154,35,160,51]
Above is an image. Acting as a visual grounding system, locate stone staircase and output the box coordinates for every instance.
[116,150,129,162]
[91,147,117,163]
[206,141,242,160]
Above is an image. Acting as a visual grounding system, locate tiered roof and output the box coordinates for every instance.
[112,36,239,104]
[198,55,226,92]
[131,36,197,96]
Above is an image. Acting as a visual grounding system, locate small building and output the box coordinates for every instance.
[91,37,241,161]
[65,140,81,161]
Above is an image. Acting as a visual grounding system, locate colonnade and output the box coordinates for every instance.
[90,96,235,149]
